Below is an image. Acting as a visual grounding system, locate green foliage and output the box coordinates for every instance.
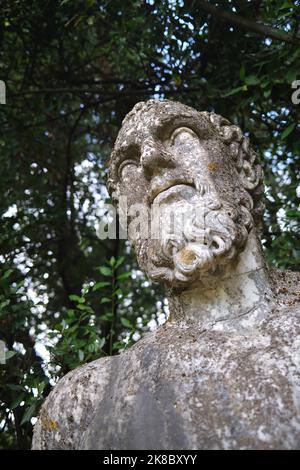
[48,256,137,375]
[0,0,299,449]
[0,266,50,449]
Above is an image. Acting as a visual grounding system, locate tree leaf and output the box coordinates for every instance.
[5,350,16,360]
[116,272,131,281]
[222,85,247,97]
[20,403,36,426]
[245,75,260,86]
[1,269,13,280]
[69,294,85,303]
[99,266,112,276]
[120,317,132,328]
[92,281,110,291]
[239,65,245,80]
[115,256,125,268]
[11,395,25,410]
[281,123,295,140]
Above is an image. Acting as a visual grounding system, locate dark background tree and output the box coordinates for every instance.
[0,0,299,449]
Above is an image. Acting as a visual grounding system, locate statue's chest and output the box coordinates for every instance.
[80,332,300,449]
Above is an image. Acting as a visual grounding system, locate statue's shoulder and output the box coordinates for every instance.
[32,328,159,450]
[266,302,300,343]
[263,268,300,364]
[269,267,300,308]
[32,355,114,450]
[267,267,300,333]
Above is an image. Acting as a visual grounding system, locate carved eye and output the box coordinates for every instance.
[118,159,138,179]
[170,127,199,148]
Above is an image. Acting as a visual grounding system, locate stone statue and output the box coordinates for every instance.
[33,100,300,450]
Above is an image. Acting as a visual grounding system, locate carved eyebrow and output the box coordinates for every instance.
[112,149,127,168]
[113,144,140,175]
[154,114,199,140]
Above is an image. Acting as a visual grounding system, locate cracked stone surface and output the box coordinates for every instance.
[32,100,300,450]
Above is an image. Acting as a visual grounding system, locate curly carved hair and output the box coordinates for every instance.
[205,111,265,225]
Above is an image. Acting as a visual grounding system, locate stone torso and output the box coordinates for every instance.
[33,298,300,450]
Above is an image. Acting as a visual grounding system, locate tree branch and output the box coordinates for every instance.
[197,0,300,45]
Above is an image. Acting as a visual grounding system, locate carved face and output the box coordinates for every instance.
[108,100,264,290]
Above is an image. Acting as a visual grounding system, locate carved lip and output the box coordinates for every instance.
[150,180,195,205]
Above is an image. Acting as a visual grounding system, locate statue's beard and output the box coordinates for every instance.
[134,184,253,289]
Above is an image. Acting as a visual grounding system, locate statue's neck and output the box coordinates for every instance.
[167,230,275,331]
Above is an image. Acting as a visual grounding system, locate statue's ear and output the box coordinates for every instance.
[208,111,264,219]
[236,138,263,193]
[234,136,265,227]
[239,158,261,192]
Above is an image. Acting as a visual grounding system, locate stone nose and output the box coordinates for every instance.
[140,138,176,180]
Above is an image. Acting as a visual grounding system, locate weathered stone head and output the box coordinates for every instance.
[108,99,264,290]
